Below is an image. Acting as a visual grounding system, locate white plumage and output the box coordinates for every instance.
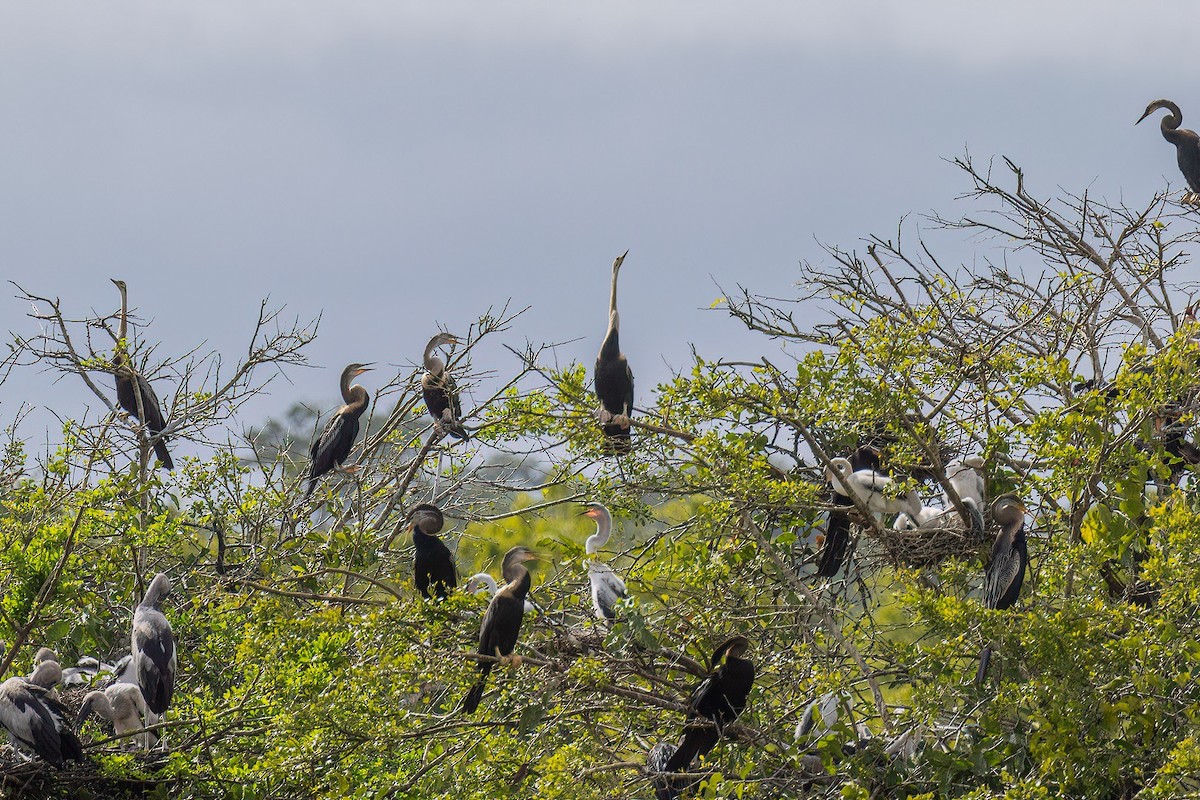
[582,502,629,621]
[827,457,922,517]
[79,683,153,749]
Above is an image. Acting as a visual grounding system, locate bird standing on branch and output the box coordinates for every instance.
[594,250,635,452]
[111,279,174,470]
[306,362,373,497]
[422,332,469,440]
[1138,99,1200,205]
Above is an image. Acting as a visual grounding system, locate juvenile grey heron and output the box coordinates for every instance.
[132,573,176,724]
[0,676,84,765]
[78,683,152,749]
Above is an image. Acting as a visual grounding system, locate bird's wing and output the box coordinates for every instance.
[984,541,1024,609]
[135,374,169,432]
[622,359,634,412]
[0,683,57,760]
[478,594,524,659]
[310,411,356,468]
[591,571,627,619]
[133,609,176,712]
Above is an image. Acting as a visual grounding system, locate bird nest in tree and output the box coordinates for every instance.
[864,522,989,569]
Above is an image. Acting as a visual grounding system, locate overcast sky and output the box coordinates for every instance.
[2,2,1198,457]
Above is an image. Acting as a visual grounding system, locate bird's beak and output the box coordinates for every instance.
[1137,110,1152,125]
[355,363,375,375]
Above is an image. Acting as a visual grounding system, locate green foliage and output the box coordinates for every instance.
[10,161,1200,800]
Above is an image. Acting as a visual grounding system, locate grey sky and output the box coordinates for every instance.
[2,2,1197,457]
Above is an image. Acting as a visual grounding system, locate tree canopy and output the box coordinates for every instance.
[3,158,1200,799]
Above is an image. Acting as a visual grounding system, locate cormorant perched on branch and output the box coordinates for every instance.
[111,279,174,470]
[1138,99,1200,205]
[462,546,539,714]
[422,332,468,440]
[581,502,628,620]
[594,250,634,452]
[410,503,456,600]
[650,635,755,798]
[306,362,373,497]
[976,495,1028,686]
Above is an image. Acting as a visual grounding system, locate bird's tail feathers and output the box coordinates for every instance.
[461,680,486,714]
[975,645,993,687]
[154,439,174,471]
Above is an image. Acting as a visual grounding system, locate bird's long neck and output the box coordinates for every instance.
[608,261,620,318]
[412,522,437,545]
[603,259,622,344]
[1159,102,1187,143]
[141,576,169,609]
[85,692,114,721]
[1007,520,1026,549]
[424,340,445,375]
[340,370,369,413]
[115,284,130,367]
[586,512,612,555]
[117,285,128,343]
[506,567,531,599]
[502,557,530,586]
[1161,102,1184,133]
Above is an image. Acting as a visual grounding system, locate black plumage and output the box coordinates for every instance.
[111,279,173,470]
[410,504,456,600]
[976,495,1028,686]
[815,446,879,576]
[422,332,468,440]
[648,741,682,800]
[1138,99,1200,202]
[462,546,537,714]
[306,363,373,497]
[594,251,634,452]
[663,635,755,773]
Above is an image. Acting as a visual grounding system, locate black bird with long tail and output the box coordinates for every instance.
[594,250,634,452]
[976,494,1028,686]
[306,363,373,497]
[650,635,755,798]
[111,279,174,470]
[462,546,539,714]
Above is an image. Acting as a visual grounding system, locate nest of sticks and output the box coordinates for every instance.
[861,516,990,569]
